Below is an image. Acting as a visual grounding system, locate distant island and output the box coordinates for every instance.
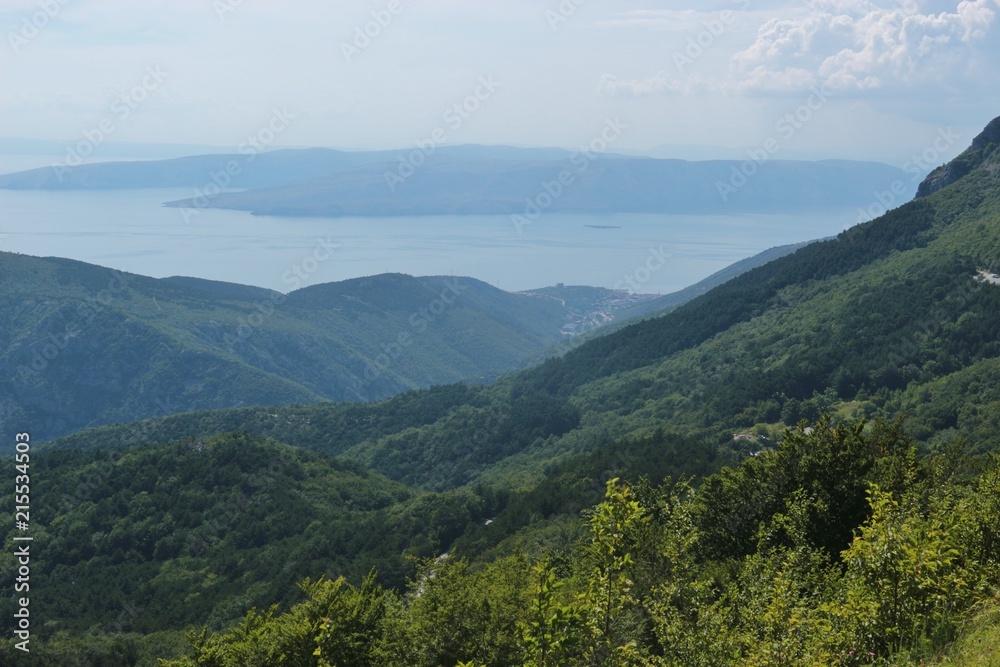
[0,144,914,219]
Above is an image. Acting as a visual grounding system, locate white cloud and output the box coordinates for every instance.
[732,0,999,92]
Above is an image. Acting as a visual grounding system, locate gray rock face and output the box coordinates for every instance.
[971,115,1000,151]
[916,160,973,198]
[917,115,1000,198]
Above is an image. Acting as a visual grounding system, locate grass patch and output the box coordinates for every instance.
[917,596,1000,666]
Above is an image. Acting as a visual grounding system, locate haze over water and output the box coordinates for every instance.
[0,181,855,295]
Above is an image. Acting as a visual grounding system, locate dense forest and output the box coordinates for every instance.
[6,417,1000,665]
[3,117,1000,664]
[157,419,998,666]
[0,265,578,440]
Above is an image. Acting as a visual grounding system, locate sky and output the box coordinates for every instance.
[1,0,999,166]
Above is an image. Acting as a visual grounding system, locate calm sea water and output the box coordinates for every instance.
[0,155,856,294]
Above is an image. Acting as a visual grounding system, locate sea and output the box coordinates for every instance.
[0,154,858,295]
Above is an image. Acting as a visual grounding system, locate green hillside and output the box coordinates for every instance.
[0,433,490,633]
[581,239,817,329]
[142,421,999,667]
[13,418,1000,666]
[916,600,1000,665]
[42,117,1000,491]
[10,115,1000,665]
[0,419,732,664]
[0,257,580,442]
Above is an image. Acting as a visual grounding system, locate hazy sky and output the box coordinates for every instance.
[2,0,998,164]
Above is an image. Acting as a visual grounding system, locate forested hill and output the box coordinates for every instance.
[0,258,581,441]
[600,239,816,323]
[0,237,847,446]
[12,115,1000,665]
[513,114,1000,400]
[46,115,1000,488]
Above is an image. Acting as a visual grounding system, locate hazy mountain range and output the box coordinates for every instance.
[0,144,913,217]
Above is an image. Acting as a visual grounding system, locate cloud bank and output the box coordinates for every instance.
[599,1,998,97]
[734,0,999,92]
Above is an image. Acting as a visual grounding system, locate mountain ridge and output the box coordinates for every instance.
[12,113,1000,666]
[0,230,845,444]
[917,117,1000,198]
[40,116,1000,492]
[0,255,584,441]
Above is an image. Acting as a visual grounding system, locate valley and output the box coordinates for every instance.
[2,115,1000,665]
[6,0,1000,662]
[0,237,810,444]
